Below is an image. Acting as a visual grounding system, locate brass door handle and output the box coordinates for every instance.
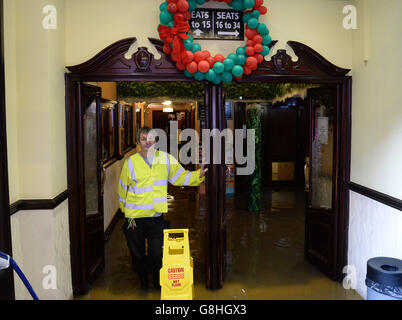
[100,163,106,196]
[304,159,310,192]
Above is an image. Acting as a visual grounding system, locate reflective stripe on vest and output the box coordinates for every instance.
[184,172,192,186]
[125,203,154,210]
[169,167,185,184]
[128,186,154,194]
[127,157,136,183]
[153,180,168,186]
[165,152,170,177]
[153,197,167,203]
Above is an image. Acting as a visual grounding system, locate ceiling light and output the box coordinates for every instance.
[162,100,172,106]
[163,107,174,113]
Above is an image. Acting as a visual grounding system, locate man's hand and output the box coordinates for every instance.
[200,164,208,178]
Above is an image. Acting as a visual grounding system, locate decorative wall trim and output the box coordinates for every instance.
[349,182,402,212]
[10,189,70,215]
[104,209,124,242]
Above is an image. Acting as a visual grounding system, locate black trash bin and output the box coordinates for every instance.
[366,257,402,300]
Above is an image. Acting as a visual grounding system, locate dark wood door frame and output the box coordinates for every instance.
[0,0,15,300]
[65,37,352,294]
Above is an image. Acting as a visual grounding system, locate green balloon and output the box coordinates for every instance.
[196,0,206,4]
[159,2,168,11]
[205,69,217,82]
[251,10,260,19]
[228,53,238,61]
[237,54,246,66]
[243,0,255,9]
[262,35,272,45]
[223,58,234,71]
[232,0,244,11]
[232,65,244,77]
[191,43,201,53]
[242,12,251,23]
[213,62,225,74]
[194,71,205,81]
[188,0,197,11]
[248,18,258,29]
[257,23,269,35]
[184,70,193,78]
[261,45,270,56]
[236,47,246,56]
[213,74,222,85]
[221,71,233,83]
[160,11,173,25]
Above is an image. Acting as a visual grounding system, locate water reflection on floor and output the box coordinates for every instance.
[76,186,361,300]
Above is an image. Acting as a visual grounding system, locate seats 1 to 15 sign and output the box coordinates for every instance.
[189,9,244,41]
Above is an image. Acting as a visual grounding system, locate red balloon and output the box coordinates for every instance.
[234,75,243,80]
[176,62,186,70]
[246,57,258,70]
[183,50,194,64]
[246,40,255,47]
[246,46,255,56]
[163,45,172,55]
[202,50,211,59]
[183,11,191,20]
[255,54,264,63]
[243,66,252,75]
[254,43,263,53]
[198,60,210,73]
[167,0,177,3]
[206,56,215,68]
[193,51,204,63]
[245,28,258,40]
[186,61,198,74]
[253,0,263,9]
[177,0,189,12]
[214,54,225,63]
[253,35,263,44]
[258,6,268,14]
[167,3,177,13]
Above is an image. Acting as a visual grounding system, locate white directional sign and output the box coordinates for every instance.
[189,8,244,41]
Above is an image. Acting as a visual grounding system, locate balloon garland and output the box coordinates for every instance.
[158,0,272,84]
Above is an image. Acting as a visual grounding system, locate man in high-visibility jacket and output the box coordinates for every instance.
[118,126,207,289]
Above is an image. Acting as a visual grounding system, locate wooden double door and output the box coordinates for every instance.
[234,85,344,280]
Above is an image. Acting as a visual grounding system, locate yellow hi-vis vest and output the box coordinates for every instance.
[118,150,205,219]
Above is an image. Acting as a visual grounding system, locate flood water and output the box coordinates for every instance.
[76,186,361,300]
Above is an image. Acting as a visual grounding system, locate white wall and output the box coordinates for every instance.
[348,0,402,299]
[10,201,72,300]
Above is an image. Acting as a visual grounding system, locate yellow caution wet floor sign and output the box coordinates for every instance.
[160,229,194,300]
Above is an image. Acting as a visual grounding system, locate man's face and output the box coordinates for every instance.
[139,132,156,152]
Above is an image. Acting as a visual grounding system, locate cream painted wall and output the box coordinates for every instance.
[351,0,402,199]
[65,0,352,70]
[347,0,402,300]
[3,0,19,203]
[4,0,67,201]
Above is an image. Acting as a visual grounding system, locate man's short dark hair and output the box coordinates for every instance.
[136,126,153,142]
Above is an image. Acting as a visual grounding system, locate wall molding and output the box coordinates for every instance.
[10,189,70,215]
[349,182,402,212]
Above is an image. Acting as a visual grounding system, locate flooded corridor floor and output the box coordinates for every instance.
[76,187,362,300]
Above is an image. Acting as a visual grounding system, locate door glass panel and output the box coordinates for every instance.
[84,101,99,216]
[311,101,333,209]
[272,162,295,181]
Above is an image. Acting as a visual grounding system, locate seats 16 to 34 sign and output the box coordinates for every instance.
[189,8,244,41]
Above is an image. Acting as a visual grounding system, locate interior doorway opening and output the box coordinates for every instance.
[65,37,352,298]
[73,80,356,300]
